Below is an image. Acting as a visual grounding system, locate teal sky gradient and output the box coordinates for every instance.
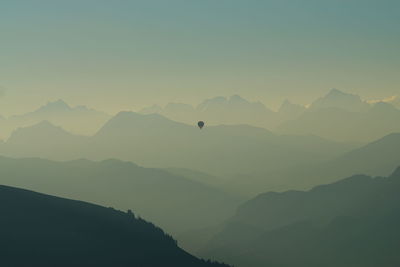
[1,0,399,115]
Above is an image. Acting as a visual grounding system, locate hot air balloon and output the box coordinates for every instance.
[197,121,205,129]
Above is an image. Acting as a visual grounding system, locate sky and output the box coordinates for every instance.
[1,0,399,115]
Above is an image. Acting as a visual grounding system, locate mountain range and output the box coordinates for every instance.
[1,110,399,197]
[140,95,276,128]
[139,89,400,142]
[0,184,229,267]
[0,111,353,180]
[0,91,399,266]
[308,88,370,112]
[1,89,399,143]
[0,99,110,139]
[278,101,400,142]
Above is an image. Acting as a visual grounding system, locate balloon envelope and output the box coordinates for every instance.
[197,121,205,129]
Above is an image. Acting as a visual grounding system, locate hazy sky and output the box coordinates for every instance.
[1,0,399,115]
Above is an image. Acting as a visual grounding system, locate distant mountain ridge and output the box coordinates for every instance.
[2,112,398,196]
[278,103,400,142]
[138,90,400,142]
[224,130,400,195]
[309,88,370,112]
[276,89,400,142]
[1,89,399,142]
[278,99,306,120]
[140,95,276,127]
[0,99,110,139]
[328,132,400,177]
[0,185,229,267]
[0,111,353,178]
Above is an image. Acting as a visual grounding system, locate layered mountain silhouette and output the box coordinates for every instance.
[199,167,400,267]
[0,112,352,177]
[278,90,400,142]
[278,104,400,142]
[277,99,306,121]
[2,121,89,160]
[0,99,110,139]
[2,112,399,196]
[284,131,400,189]
[196,95,276,127]
[140,95,278,128]
[0,185,229,267]
[2,90,398,143]
[139,90,400,143]
[0,156,241,236]
[225,131,400,194]
[328,132,400,178]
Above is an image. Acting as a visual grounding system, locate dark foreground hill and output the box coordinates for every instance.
[200,167,400,267]
[0,185,229,267]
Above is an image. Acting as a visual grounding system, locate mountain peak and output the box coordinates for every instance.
[196,96,228,111]
[327,88,347,96]
[40,99,71,111]
[6,120,75,145]
[113,111,167,121]
[229,94,247,103]
[281,99,291,106]
[279,99,306,115]
[279,99,293,109]
[324,88,360,99]
[96,111,187,137]
[16,120,69,135]
[310,89,370,112]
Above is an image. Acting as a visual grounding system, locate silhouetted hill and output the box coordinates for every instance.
[7,120,84,144]
[200,167,400,267]
[0,185,229,267]
[0,156,242,235]
[2,121,88,160]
